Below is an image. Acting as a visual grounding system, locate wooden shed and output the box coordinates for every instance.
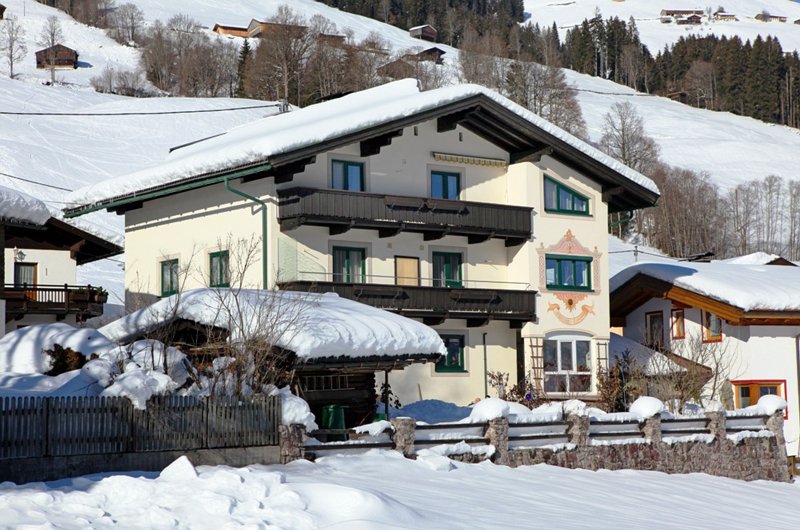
[409,24,437,42]
[35,44,78,69]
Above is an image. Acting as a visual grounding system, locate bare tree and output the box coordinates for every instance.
[599,101,660,174]
[111,3,145,44]
[38,15,65,84]
[0,15,27,79]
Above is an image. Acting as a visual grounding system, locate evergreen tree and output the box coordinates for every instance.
[236,38,252,98]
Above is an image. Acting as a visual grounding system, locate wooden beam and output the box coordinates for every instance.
[379,225,404,238]
[437,107,478,132]
[360,130,403,157]
[329,221,355,236]
[601,186,626,203]
[510,146,553,164]
[467,317,491,328]
[69,240,86,261]
[242,156,315,184]
[468,233,493,244]
[279,217,305,231]
[423,315,447,326]
[112,201,142,214]
[505,237,527,247]
[424,229,448,241]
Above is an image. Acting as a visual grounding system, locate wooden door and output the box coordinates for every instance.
[14,263,38,301]
[395,256,420,286]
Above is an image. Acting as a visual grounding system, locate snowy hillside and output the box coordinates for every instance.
[524,0,800,53]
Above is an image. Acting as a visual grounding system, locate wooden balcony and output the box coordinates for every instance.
[278,280,536,328]
[2,284,108,323]
[277,187,533,246]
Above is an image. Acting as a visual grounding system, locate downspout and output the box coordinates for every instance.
[795,335,800,454]
[224,177,268,288]
[483,332,488,398]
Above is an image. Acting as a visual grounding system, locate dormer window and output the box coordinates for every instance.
[544,176,589,215]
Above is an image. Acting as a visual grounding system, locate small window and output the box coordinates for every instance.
[703,311,722,342]
[161,259,179,297]
[543,176,589,215]
[431,170,460,200]
[432,251,463,288]
[645,311,664,349]
[543,337,592,393]
[331,160,365,191]
[671,309,685,339]
[436,334,466,372]
[13,263,37,287]
[332,246,366,283]
[209,250,230,288]
[734,381,783,409]
[545,254,592,291]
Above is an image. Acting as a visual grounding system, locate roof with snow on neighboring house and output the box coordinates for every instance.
[611,261,800,312]
[100,288,446,361]
[64,79,658,214]
[719,252,794,266]
[609,332,685,376]
[0,184,52,226]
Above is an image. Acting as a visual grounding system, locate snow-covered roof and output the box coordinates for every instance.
[65,80,658,211]
[719,252,787,266]
[609,333,684,376]
[0,184,51,226]
[611,261,800,312]
[100,288,446,361]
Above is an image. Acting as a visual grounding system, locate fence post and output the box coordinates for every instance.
[566,414,590,446]
[390,417,416,458]
[641,415,662,443]
[43,397,50,457]
[766,411,788,463]
[706,411,726,442]
[279,424,306,464]
[485,417,509,466]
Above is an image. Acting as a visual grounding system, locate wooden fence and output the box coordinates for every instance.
[0,395,281,460]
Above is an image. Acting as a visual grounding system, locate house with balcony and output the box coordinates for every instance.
[64,79,658,409]
[610,260,800,456]
[1,185,122,335]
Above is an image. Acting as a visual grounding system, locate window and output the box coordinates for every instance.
[209,251,230,288]
[436,334,466,372]
[13,263,37,287]
[543,337,592,393]
[733,381,784,409]
[671,309,686,339]
[161,259,179,297]
[431,170,460,200]
[543,176,589,215]
[432,252,463,287]
[332,246,365,283]
[545,254,592,291]
[645,311,664,349]
[703,311,722,342]
[332,160,364,191]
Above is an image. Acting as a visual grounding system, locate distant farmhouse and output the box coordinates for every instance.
[677,14,703,25]
[35,44,78,70]
[713,10,737,21]
[378,47,446,80]
[409,24,437,42]
[660,9,704,17]
[755,13,787,23]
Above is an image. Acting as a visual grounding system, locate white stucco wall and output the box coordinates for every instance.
[4,248,77,286]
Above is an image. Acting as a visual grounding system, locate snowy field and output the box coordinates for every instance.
[524,0,800,53]
[0,452,798,529]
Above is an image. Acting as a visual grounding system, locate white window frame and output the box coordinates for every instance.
[543,334,593,394]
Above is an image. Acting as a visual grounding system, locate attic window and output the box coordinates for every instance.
[544,176,590,216]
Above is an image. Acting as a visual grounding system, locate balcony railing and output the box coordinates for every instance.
[278,273,536,327]
[277,187,533,246]
[2,284,108,321]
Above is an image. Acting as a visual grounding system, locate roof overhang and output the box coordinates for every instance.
[610,272,800,327]
[2,217,122,264]
[65,93,659,218]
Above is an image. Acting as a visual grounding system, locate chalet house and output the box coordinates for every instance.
[1,186,122,335]
[64,80,659,411]
[409,24,437,42]
[35,44,78,70]
[795,19,800,25]
[212,24,249,38]
[247,18,306,39]
[405,47,446,65]
[755,13,787,23]
[713,11,737,21]
[610,260,800,456]
[677,15,703,25]
[660,9,703,17]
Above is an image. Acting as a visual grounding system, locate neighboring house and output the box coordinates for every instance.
[720,252,796,267]
[35,44,78,69]
[677,14,703,25]
[64,79,658,408]
[713,11,737,21]
[100,288,444,426]
[755,13,787,23]
[405,47,446,65]
[794,18,800,25]
[409,24,437,42]
[211,24,249,37]
[246,18,306,39]
[0,186,122,335]
[660,9,703,17]
[610,260,800,456]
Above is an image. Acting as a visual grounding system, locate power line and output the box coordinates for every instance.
[0,103,280,117]
[0,171,73,192]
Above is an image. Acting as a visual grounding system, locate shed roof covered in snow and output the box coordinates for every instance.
[610,261,800,327]
[100,288,446,362]
[64,80,659,217]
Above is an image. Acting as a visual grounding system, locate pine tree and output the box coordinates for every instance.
[236,38,251,98]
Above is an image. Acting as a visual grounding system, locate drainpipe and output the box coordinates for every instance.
[224,177,268,289]
[483,332,488,398]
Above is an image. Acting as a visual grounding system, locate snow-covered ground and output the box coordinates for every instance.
[0,451,798,528]
[524,0,800,53]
